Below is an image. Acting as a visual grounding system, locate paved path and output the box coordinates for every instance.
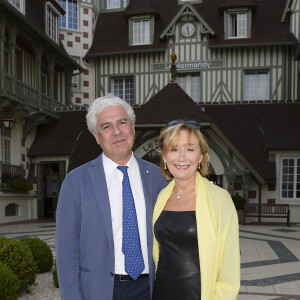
[0,221,300,299]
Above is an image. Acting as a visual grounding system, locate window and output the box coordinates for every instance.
[72,57,81,90]
[133,20,150,45]
[5,203,19,217]
[281,158,300,199]
[244,70,269,101]
[7,0,25,13]
[4,48,10,74]
[57,0,78,30]
[46,4,59,42]
[41,73,49,95]
[101,0,127,9]
[112,77,134,105]
[229,12,246,38]
[107,0,120,8]
[1,127,11,164]
[177,74,200,102]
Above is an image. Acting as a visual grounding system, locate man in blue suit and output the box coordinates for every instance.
[56,95,167,300]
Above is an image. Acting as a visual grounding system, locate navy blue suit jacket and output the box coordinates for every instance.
[56,154,167,300]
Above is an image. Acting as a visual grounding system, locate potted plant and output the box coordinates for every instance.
[231,194,246,224]
[52,196,59,220]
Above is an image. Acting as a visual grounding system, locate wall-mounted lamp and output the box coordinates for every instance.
[0,115,17,130]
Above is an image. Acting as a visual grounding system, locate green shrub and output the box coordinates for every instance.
[52,196,58,211]
[0,237,37,290]
[52,261,59,288]
[19,237,53,273]
[10,176,33,193]
[0,262,20,300]
[231,194,246,210]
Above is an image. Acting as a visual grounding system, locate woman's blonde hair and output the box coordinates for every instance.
[158,122,209,180]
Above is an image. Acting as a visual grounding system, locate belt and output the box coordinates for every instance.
[114,274,149,282]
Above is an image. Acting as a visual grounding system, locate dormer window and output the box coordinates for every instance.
[224,9,251,39]
[7,0,25,14]
[133,19,150,45]
[46,3,59,42]
[104,0,127,9]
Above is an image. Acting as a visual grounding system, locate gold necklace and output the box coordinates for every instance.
[174,187,195,200]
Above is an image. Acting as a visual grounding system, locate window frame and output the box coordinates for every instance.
[7,0,25,14]
[111,76,134,105]
[243,69,269,101]
[101,0,128,10]
[46,3,60,43]
[1,127,12,164]
[178,0,202,3]
[57,0,79,30]
[41,72,49,96]
[280,157,300,201]
[177,73,201,102]
[224,8,251,39]
[72,56,81,90]
[5,203,19,217]
[129,15,154,46]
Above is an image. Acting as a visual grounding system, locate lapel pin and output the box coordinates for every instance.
[146,170,149,174]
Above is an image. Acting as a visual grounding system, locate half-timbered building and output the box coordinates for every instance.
[1,0,300,224]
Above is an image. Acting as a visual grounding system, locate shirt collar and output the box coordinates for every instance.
[102,152,136,175]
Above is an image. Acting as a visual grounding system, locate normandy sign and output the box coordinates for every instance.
[152,59,224,72]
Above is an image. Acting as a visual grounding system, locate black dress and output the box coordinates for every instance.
[152,211,201,300]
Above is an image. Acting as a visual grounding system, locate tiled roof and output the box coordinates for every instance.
[204,102,300,182]
[86,0,294,57]
[134,83,212,124]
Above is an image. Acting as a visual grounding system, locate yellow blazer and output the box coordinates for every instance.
[153,173,240,300]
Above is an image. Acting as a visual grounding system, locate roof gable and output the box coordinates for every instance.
[159,2,215,39]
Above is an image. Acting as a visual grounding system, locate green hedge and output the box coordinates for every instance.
[231,194,246,210]
[0,262,20,300]
[19,237,53,273]
[0,237,37,290]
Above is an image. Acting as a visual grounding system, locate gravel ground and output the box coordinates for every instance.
[18,272,61,300]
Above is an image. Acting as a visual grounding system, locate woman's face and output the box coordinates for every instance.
[163,130,203,182]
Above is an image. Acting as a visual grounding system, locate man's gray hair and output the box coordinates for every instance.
[86,94,136,134]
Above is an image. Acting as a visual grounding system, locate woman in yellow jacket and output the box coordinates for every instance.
[152,120,240,300]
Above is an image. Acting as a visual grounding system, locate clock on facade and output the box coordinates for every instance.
[181,23,195,37]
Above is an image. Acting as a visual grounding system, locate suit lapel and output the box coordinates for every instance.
[136,157,154,247]
[88,154,114,254]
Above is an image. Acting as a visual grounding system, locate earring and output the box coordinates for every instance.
[198,163,201,169]
[164,163,167,170]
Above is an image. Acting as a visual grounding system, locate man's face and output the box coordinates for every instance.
[93,105,135,165]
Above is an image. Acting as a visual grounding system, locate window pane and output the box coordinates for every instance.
[133,20,150,45]
[113,77,134,105]
[229,12,247,38]
[191,74,200,102]
[244,71,269,101]
[107,0,120,8]
[177,75,187,92]
[281,158,299,199]
[178,74,200,102]
[57,0,77,30]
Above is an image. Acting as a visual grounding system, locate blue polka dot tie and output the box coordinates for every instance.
[117,166,145,280]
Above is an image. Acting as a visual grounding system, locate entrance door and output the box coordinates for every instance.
[37,161,66,219]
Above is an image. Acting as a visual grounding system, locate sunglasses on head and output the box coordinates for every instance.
[167,120,200,129]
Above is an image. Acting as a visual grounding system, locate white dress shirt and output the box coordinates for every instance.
[102,153,149,275]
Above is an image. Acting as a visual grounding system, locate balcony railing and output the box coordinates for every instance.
[2,74,66,114]
[0,162,24,192]
[16,80,39,107]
